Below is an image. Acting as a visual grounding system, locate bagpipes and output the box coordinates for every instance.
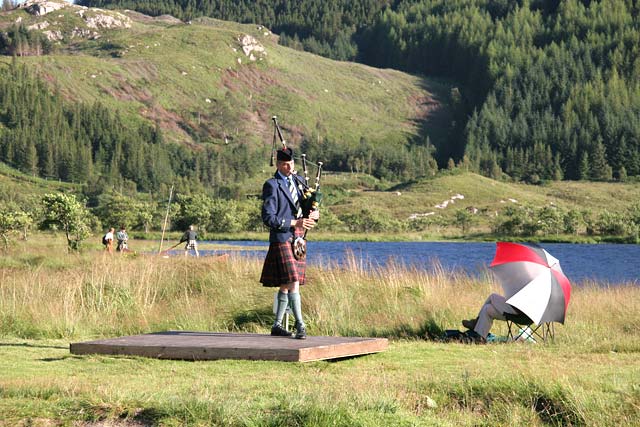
[271,116,323,260]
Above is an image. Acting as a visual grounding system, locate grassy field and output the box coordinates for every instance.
[0,235,638,426]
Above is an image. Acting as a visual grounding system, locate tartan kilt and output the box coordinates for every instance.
[185,240,197,250]
[260,237,307,287]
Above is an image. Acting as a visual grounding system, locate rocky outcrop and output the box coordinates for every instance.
[27,21,50,31]
[19,0,68,16]
[43,30,63,41]
[239,34,266,61]
[86,13,131,29]
[76,8,132,29]
[14,0,132,43]
[71,27,100,40]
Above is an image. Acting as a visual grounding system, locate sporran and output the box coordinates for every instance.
[292,236,307,260]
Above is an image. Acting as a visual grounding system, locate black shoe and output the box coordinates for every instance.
[271,324,292,337]
[465,330,486,344]
[462,318,478,330]
[294,322,307,340]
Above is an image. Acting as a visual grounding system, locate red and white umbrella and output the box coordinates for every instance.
[490,242,571,325]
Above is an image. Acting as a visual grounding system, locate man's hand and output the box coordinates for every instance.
[309,210,320,221]
[293,218,317,230]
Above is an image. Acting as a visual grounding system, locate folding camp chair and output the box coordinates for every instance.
[504,309,554,343]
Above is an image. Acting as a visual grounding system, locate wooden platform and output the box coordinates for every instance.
[70,331,388,362]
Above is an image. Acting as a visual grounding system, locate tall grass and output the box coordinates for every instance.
[1,235,638,350]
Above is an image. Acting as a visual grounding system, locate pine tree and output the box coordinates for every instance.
[589,140,612,181]
[447,158,455,170]
[579,152,590,181]
[25,139,38,176]
[617,166,627,182]
[553,154,564,181]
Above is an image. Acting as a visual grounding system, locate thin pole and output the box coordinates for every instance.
[160,241,182,255]
[158,185,174,254]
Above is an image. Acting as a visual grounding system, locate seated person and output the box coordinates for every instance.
[462,293,519,342]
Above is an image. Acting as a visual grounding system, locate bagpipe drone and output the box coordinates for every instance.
[271,116,323,260]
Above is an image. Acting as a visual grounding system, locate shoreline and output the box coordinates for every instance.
[135,231,639,245]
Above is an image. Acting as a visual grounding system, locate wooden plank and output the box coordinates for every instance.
[298,338,389,362]
[70,331,388,362]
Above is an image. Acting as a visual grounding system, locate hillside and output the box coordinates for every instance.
[77,0,640,184]
[0,161,79,207]
[0,0,449,152]
[328,172,640,218]
[319,171,640,239]
[2,1,639,243]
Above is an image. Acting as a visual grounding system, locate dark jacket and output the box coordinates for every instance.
[180,229,198,243]
[262,172,304,243]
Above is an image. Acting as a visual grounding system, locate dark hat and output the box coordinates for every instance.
[276,147,293,161]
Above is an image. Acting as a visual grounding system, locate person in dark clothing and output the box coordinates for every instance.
[180,225,199,257]
[259,147,319,339]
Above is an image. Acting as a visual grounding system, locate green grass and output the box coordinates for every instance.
[1,338,637,426]
[0,234,639,425]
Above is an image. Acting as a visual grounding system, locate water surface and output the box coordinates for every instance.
[191,241,639,285]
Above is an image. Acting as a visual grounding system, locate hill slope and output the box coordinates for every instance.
[323,171,640,237]
[0,162,80,208]
[385,173,639,219]
[1,1,449,152]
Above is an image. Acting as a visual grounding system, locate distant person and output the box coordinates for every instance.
[116,226,129,253]
[259,147,319,339]
[180,225,199,257]
[462,293,519,343]
[103,227,115,254]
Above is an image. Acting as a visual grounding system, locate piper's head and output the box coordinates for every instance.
[276,147,294,176]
